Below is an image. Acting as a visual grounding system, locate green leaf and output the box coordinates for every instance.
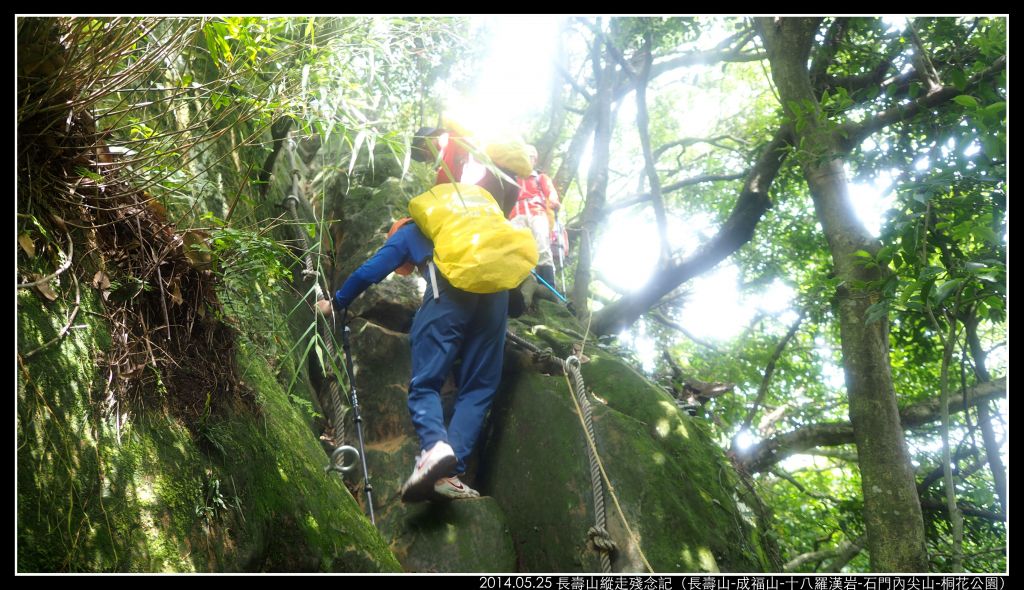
[932,278,963,305]
[949,69,968,91]
[865,301,888,324]
[348,129,367,176]
[877,245,894,265]
[980,135,1003,158]
[971,225,998,245]
[314,341,324,371]
[984,295,1004,309]
[953,95,979,109]
[983,101,1006,118]
[853,250,873,259]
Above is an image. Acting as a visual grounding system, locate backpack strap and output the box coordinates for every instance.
[427,260,440,301]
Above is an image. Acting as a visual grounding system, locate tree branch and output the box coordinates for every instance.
[816,24,906,98]
[592,125,792,336]
[555,61,592,103]
[770,468,838,503]
[963,312,1008,515]
[805,448,858,463]
[740,310,805,432]
[256,115,294,200]
[808,18,850,88]
[785,538,862,573]
[649,31,763,79]
[838,55,1006,151]
[920,499,1005,523]
[649,309,720,351]
[555,27,760,195]
[662,171,749,194]
[653,135,749,159]
[634,33,670,263]
[822,536,866,572]
[917,447,981,493]
[601,171,748,216]
[899,376,1005,428]
[570,29,615,317]
[738,377,1006,472]
[906,18,944,94]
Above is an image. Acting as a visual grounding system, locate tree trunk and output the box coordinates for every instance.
[536,20,569,173]
[570,33,614,317]
[964,314,1007,515]
[757,17,928,572]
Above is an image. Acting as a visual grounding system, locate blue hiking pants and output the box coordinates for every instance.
[408,271,508,475]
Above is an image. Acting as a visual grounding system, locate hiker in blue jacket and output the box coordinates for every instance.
[318,151,527,503]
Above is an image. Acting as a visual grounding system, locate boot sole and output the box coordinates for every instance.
[401,454,457,503]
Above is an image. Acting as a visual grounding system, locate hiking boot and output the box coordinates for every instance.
[400,441,457,503]
[434,476,480,500]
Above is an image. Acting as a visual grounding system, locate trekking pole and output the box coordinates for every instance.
[531,269,577,316]
[553,214,567,290]
[327,311,376,525]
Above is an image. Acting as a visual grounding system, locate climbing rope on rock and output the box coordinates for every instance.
[281,139,348,449]
[505,328,655,573]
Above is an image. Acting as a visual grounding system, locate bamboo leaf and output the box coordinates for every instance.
[18,233,35,258]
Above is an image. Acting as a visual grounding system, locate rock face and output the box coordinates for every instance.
[17,290,401,573]
[343,297,772,573]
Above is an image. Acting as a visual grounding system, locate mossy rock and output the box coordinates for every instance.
[387,498,516,573]
[475,303,770,573]
[17,288,400,572]
[362,435,516,572]
[344,319,417,444]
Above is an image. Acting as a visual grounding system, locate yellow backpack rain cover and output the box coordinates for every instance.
[409,183,538,293]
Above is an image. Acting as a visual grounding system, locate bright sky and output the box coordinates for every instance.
[438,16,562,145]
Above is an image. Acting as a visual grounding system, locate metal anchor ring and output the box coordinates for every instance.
[326,445,360,474]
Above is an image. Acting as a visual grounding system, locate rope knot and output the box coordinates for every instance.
[532,348,555,364]
[587,526,618,554]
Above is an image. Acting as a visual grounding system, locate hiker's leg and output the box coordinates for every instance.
[408,277,474,453]
[536,264,556,289]
[530,214,554,268]
[447,290,509,475]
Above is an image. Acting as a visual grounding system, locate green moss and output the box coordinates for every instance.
[476,339,770,572]
[481,370,599,571]
[17,286,401,572]
[384,499,516,572]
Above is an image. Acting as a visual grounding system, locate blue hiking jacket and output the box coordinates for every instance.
[332,224,433,311]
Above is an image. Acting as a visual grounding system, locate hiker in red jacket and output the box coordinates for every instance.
[411,120,473,185]
[509,144,561,290]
